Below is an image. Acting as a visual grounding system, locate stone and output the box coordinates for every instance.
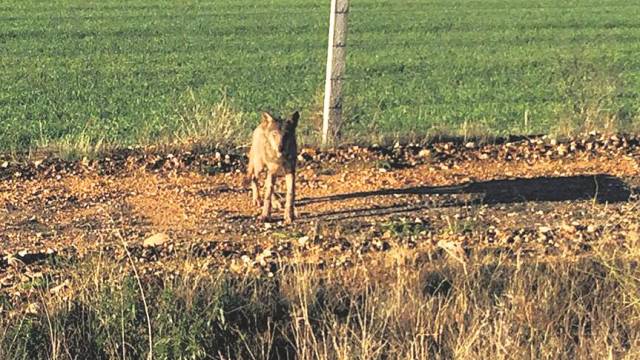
[143,233,170,248]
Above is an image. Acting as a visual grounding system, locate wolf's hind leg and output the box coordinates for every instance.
[284,171,295,224]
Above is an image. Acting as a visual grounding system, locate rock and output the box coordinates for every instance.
[557,144,568,156]
[560,224,576,234]
[256,249,273,266]
[50,280,70,295]
[538,226,552,234]
[143,233,170,248]
[418,149,431,158]
[298,236,310,247]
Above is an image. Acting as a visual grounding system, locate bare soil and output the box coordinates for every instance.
[1,134,640,300]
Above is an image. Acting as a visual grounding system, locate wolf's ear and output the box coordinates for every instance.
[289,111,300,128]
[261,112,274,127]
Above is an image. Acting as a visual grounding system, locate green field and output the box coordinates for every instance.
[1,0,640,153]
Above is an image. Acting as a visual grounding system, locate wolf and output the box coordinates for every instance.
[246,111,299,224]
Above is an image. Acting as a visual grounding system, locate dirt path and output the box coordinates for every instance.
[1,136,640,290]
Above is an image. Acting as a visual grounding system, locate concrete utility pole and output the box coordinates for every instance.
[322,0,349,147]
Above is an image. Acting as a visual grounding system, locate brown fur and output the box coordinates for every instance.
[247,111,299,224]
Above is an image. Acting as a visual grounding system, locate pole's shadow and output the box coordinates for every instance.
[298,174,634,221]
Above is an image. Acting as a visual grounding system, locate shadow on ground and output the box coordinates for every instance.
[298,175,634,221]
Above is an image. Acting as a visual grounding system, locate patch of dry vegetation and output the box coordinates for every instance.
[173,91,250,149]
[2,247,640,359]
[552,57,640,139]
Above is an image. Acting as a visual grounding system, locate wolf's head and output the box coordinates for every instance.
[260,111,299,158]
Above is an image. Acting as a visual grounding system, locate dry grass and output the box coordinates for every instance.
[2,245,640,359]
[18,92,251,162]
[552,57,639,139]
[174,90,250,148]
[29,117,109,161]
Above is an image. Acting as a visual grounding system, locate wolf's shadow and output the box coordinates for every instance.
[299,174,634,220]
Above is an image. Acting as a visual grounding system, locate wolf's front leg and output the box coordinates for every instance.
[260,173,274,221]
[284,171,295,224]
[250,176,261,207]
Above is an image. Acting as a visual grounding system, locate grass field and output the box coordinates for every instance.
[2,0,640,153]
